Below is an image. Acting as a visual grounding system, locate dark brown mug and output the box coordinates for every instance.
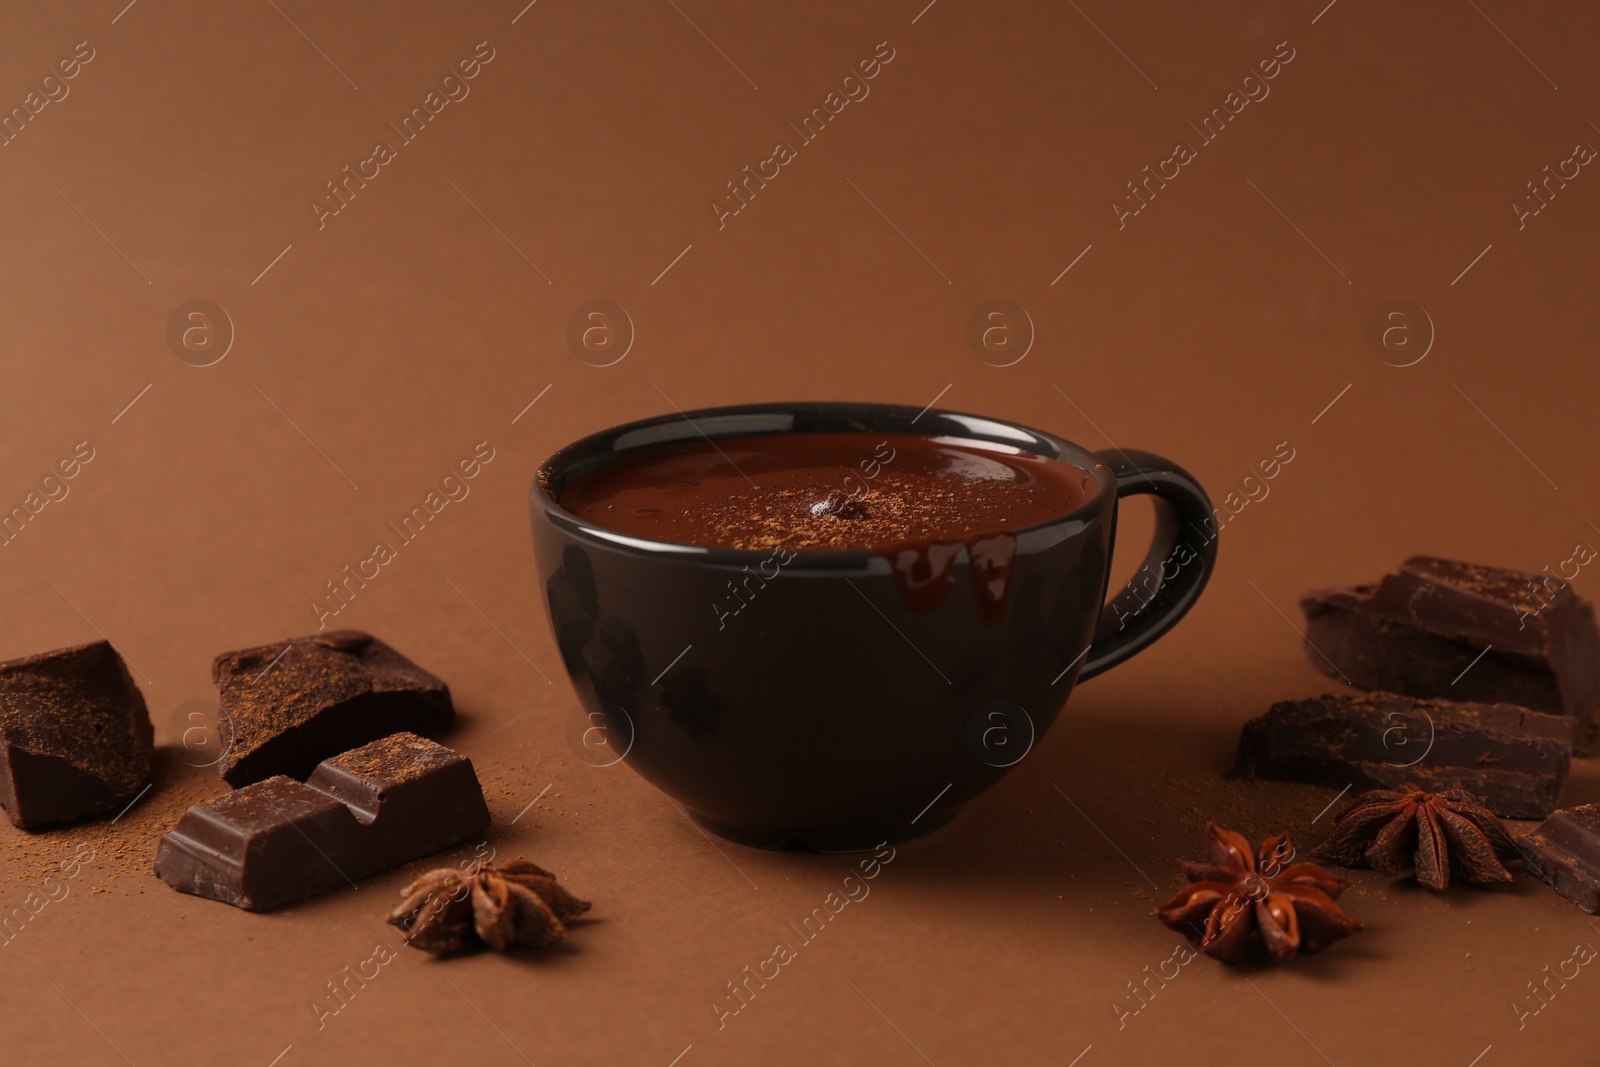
[531,401,1217,851]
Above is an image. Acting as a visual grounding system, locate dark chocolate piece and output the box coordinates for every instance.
[212,630,453,786]
[154,732,489,911]
[1233,692,1574,819]
[0,640,153,828]
[1520,805,1600,913]
[1301,556,1600,751]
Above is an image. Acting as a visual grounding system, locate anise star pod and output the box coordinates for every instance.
[1312,784,1518,890]
[1155,823,1362,964]
[388,859,591,953]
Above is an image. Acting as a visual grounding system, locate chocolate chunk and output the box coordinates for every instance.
[154,732,489,911]
[1233,692,1574,819]
[1520,805,1600,913]
[212,630,453,786]
[0,640,153,828]
[1301,557,1600,751]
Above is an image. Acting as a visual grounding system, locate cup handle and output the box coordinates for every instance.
[1077,449,1218,682]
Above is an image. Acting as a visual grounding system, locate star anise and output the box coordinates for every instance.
[388,860,591,953]
[1311,784,1518,890]
[1155,824,1362,963]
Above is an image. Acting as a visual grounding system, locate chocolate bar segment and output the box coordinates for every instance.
[1301,556,1600,751]
[1233,692,1574,819]
[1521,805,1600,913]
[154,732,489,911]
[212,630,454,786]
[0,640,153,828]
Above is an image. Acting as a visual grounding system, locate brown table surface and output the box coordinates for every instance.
[4,1,1599,1064]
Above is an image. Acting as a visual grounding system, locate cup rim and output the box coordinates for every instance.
[532,400,1114,566]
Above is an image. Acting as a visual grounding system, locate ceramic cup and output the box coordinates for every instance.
[532,402,1217,851]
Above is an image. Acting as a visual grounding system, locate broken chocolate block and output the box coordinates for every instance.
[212,630,453,786]
[1301,556,1600,751]
[1520,805,1600,913]
[0,640,153,829]
[1233,692,1574,819]
[154,732,489,911]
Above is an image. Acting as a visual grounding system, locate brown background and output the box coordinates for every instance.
[3,1,1599,1064]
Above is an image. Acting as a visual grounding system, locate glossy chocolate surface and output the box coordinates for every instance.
[557,432,1095,551]
[559,432,1095,627]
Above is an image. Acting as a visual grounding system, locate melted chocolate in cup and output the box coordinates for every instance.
[558,432,1094,623]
